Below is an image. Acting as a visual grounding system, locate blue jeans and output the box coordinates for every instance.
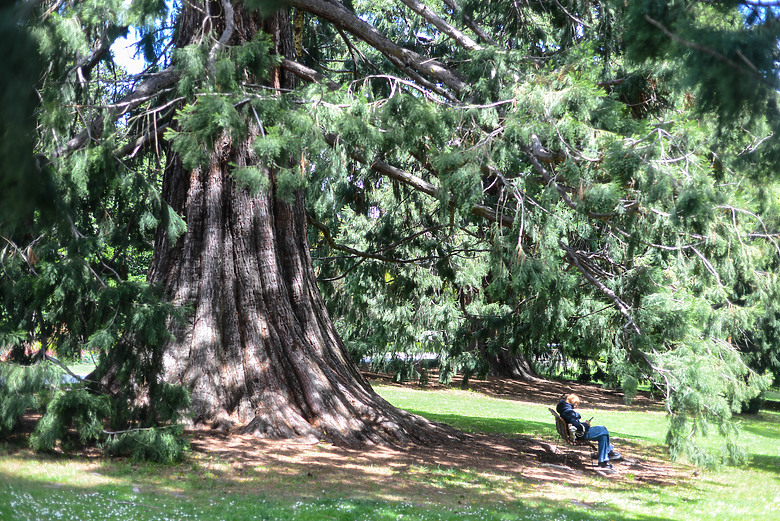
[583,425,613,463]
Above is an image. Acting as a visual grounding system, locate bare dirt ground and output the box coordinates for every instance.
[184,373,692,506]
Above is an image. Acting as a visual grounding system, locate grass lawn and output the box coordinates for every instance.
[1,379,778,520]
[376,384,780,521]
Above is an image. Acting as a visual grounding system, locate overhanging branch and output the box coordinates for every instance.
[558,239,642,336]
[322,133,514,228]
[53,67,181,159]
[441,0,497,46]
[290,0,468,93]
[309,215,448,265]
[400,0,482,51]
[281,58,341,90]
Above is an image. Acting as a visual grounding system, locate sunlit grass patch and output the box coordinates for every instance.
[0,454,118,488]
[373,385,555,437]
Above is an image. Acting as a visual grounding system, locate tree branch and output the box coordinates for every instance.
[53,67,181,159]
[44,353,94,385]
[290,0,468,93]
[400,0,482,51]
[308,215,403,263]
[551,0,591,29]
[309,215,449,265]
[70,24,121,90]
[281,58,341,90]
[208,0,235,75]
[322,133,514,228]
[441,0,497,46]
[559,239,642,336]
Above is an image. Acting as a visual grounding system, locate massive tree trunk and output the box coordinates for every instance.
[145,2,449,445]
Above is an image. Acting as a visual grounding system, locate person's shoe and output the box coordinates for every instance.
[598,461,613,469]
[608,451,622,461]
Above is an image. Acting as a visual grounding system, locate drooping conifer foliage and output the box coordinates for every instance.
[1,0,778,466]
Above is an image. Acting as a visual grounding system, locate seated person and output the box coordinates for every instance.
[556,393,622,469]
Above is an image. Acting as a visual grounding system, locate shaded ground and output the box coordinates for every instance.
[2,373,692,508]
[183,373,691,506]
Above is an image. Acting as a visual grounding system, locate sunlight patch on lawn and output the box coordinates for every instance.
[0,455,116,488]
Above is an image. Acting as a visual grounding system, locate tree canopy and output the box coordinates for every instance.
[1,0,779,466]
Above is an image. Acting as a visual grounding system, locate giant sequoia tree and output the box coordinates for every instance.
[127,5,452,443]
[1,0,779,463]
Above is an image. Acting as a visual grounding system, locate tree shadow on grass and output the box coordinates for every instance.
[740,414,780,441]
[0,408,693,521]
[742,423,780,441]
[403,410,671,459]
[0,375,703,521]
[400,409,555,437]
[750,454,780,475]
[167,416,693,510]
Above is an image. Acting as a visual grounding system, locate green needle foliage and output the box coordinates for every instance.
[301,0,779,466]
[0,0,188,461]
[0,363,188,462]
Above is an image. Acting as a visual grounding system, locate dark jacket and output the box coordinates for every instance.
[556,399,589,437]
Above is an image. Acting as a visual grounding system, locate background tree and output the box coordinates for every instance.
[0,0,777,466]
